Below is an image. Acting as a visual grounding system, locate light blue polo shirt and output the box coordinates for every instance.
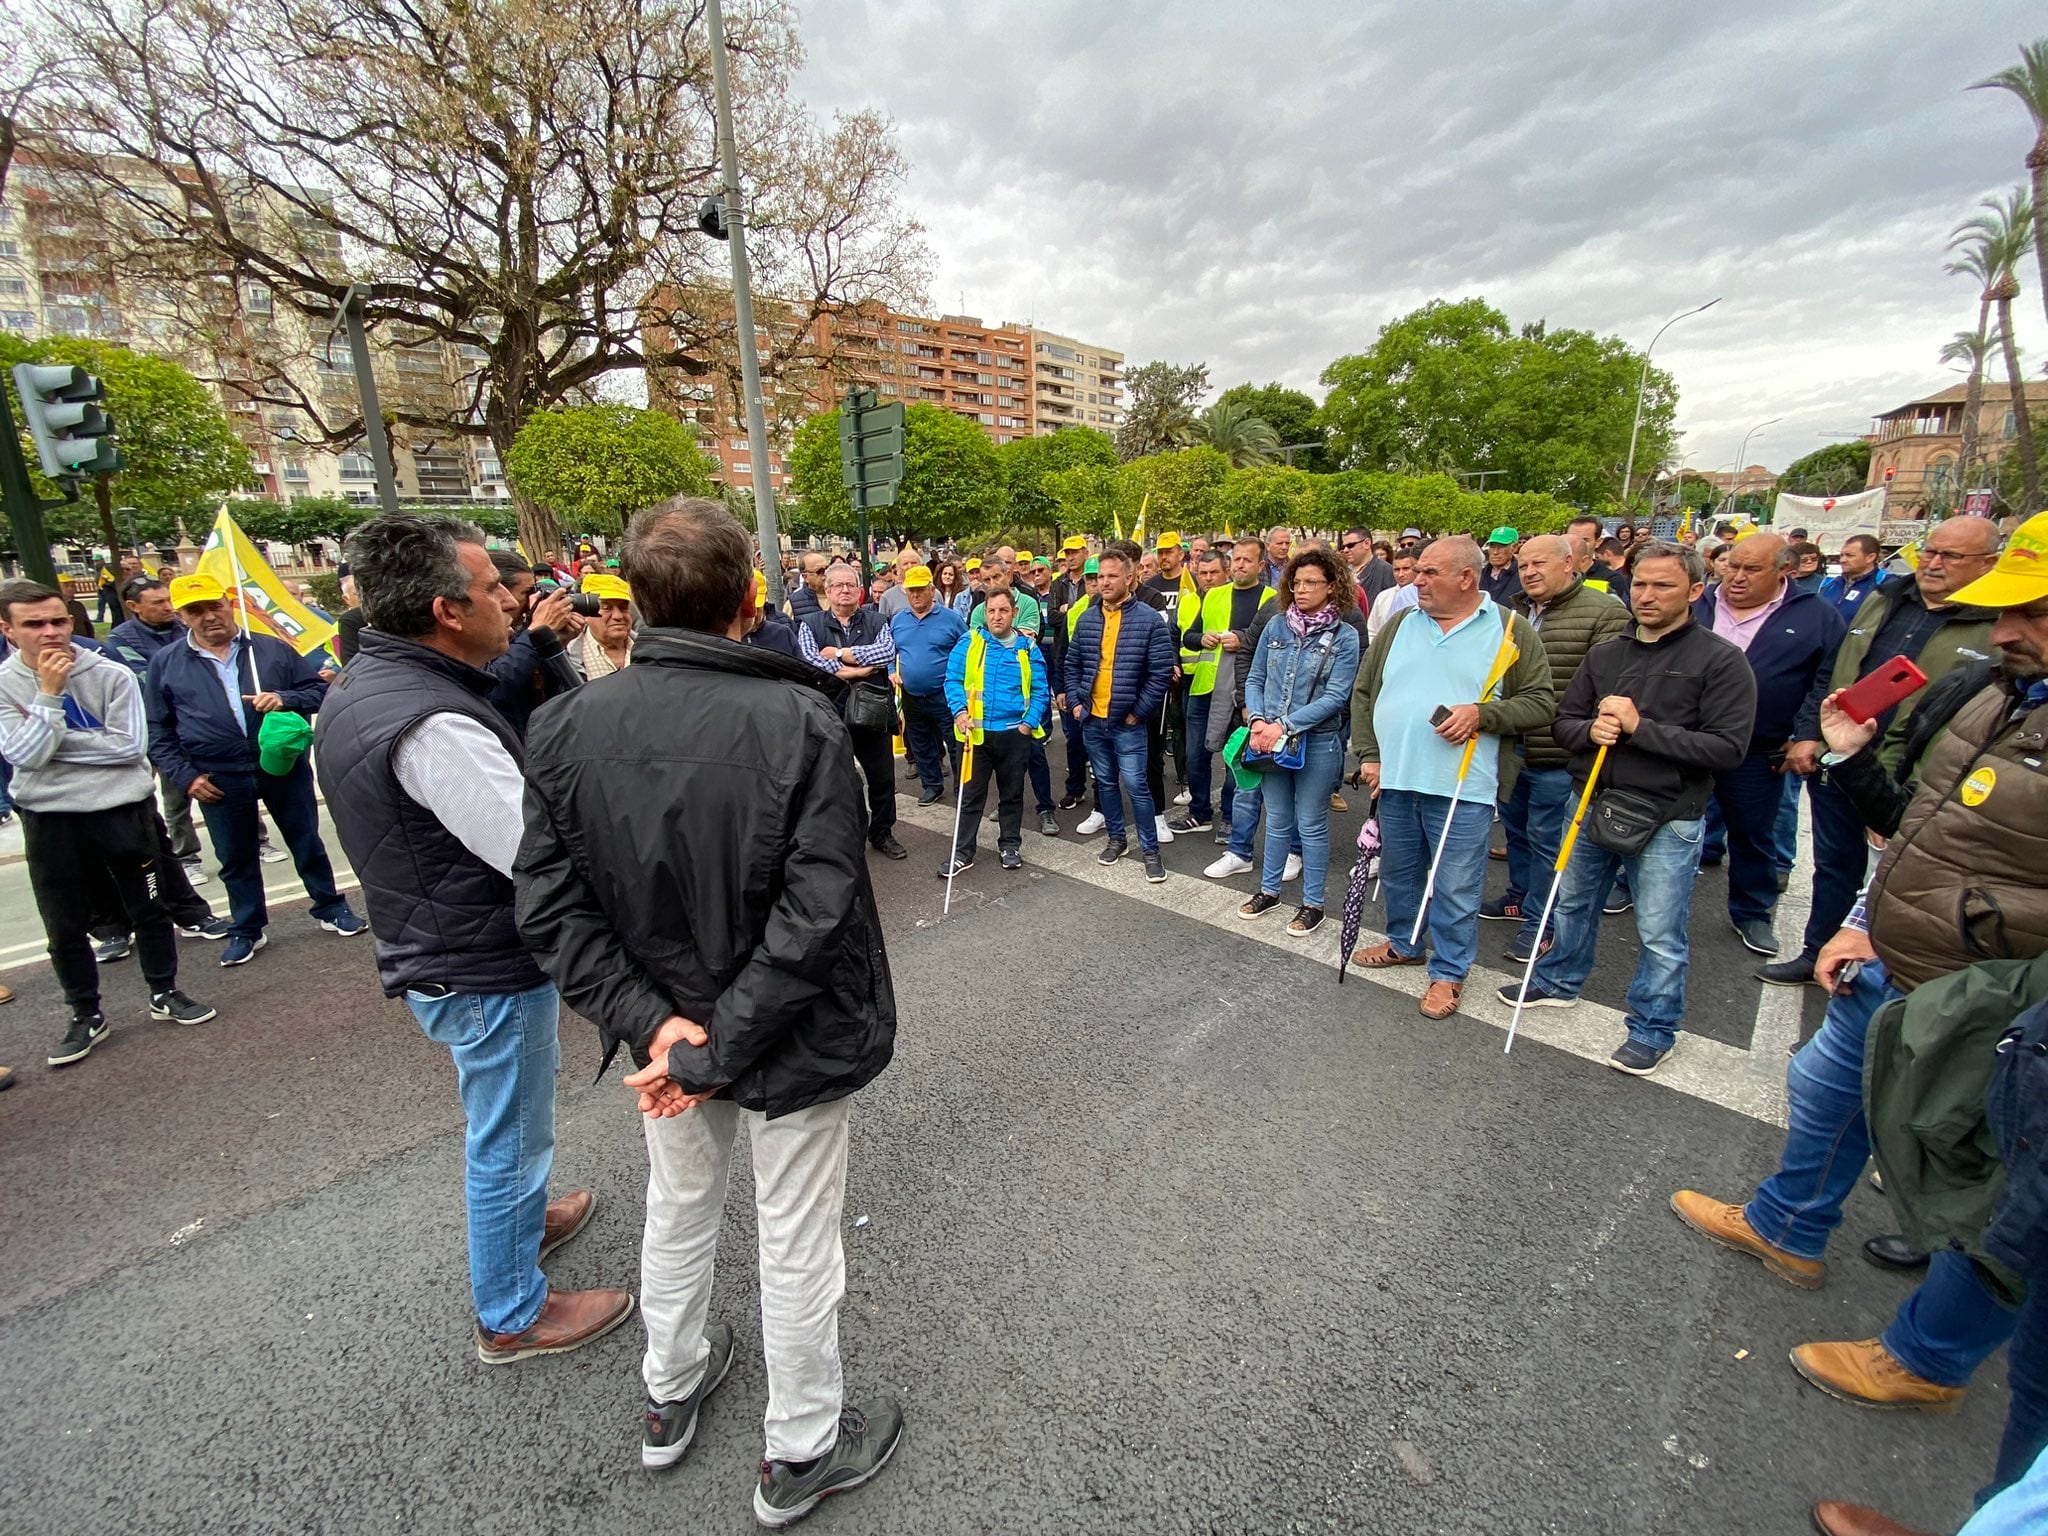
[1374,596,1509,801]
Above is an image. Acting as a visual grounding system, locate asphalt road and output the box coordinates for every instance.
[0,800,2001,1536]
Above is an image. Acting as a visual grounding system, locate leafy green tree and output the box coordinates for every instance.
[1193,399,1281,469]
[1113,360,1209,461]
[1114,445,1231,535]
[1216,382,1328,470]
[504,405,716,541]
[1310,469,1395,532]
[1216,464,1315,533]
[787,402,1006,542]
[1777,442,1872,497]
[998,426,1117,530]
[1042,462,1120,537]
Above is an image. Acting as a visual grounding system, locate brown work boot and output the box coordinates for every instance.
[1811,1500,1935,1536]
[1669,1190,1826,1290]
[1419,980,1462,1019]
[475,1287,634,1365]
[0,982,13,1004]
[1790,1338,1965,1413]
[539,1189,595,1260]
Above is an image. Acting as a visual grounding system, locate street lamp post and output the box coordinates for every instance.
[1724,418,1782,518]
[1621,298,1721,506]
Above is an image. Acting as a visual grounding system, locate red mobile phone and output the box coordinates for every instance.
[1836,656,1929,725]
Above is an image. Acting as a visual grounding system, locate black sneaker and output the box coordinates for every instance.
[1097,839,1127,866]
[641,1323,736,1470]
[870,835,908,861]
[1037,811,1060,837]
[49,1014,108,1067]
[1601,892,1633,916]
[1057,792,1086,810]
[1609,1038,1671,1076]
[92,933,132,964]
[149,990,218,1025]
[915,787,943,807]
[1495,979,1576,1010]
[1774,867,1792,893]
[1000,847,1022,870]
[937,855,974,879]
[1143,851,1166,883]
[1756,954,1816,987]
[1239,891,1280,919]
[1167,813,1212,833]
[178,915,232,941]
[1732,917,1780,957]
[1478,897,1524,923]
[1502,935,1552,964]
[754,1399,905,1529]
[1287,906,1324,936]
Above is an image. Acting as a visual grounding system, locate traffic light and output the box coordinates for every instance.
[697,195,729,241]
[12,363,122,479]
[837,388,904,509]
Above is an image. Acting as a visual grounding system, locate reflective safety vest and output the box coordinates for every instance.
[956,628,1046,742]
[1176,586,1205,669]
[1066,595,1092,638]
[1187,581,1275,696]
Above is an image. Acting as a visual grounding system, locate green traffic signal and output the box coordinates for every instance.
[12,362,123,480]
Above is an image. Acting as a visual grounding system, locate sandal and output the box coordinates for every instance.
[1419,980,1463,1019]
[1351,941,1425,969]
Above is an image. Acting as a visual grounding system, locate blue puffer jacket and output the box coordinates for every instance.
[1062,597,1175,724]
[1245,615,1361,737]
[146,632,329,786]
[1692,586,1844,755]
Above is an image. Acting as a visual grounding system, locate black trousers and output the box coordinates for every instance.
[847,722,898,841]
[90,806,214,937]
[955,730,1029,860]
[1059,706,1091,797]
[22,797,180,1014]
[1163,677,1188,787]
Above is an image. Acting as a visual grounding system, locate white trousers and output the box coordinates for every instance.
[640,1094,852,1462]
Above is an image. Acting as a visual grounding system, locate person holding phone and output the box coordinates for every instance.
[1757,515,2002,987]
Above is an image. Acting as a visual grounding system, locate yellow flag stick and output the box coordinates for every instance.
[1504,742,1609,1054]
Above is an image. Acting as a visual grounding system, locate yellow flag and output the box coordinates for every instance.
[1131,492,1149,547]
[195,506,339,658]
[1899,540,1921,572]
[1112,504,1123,540]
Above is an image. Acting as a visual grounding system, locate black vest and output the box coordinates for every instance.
[312,631,548,998]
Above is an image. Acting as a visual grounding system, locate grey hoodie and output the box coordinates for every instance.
[0,642,156,812]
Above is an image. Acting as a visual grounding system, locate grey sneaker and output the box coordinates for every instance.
[641,1322,736,1470]
[92,933,132,964]
[149,990,218,1025]
[754,1398,904,1529]
[1143,851,1167,884]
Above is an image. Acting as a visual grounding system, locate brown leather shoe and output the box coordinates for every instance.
[1669,1190,1826,1290]
[0,982,13,1004]
[1791,1338,1965,1413]
[475,1287,634,1365]
[1351,941,1425,969]
[540,1189,595,1260]
[1811,1500,1935,1536]
[1329,791,1348,812]
[1419,980,1462,1019]
[0,1064,13,1093]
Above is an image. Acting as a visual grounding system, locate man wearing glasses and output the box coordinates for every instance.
[1341,528,1394,605]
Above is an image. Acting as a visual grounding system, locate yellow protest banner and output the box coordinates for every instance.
[195,506,339,658]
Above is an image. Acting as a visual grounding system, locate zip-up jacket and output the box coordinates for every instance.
[1800,574,1997,765]
[1693,585,1844,757]
[1245,616,1361,738]
[145,631,329,787]
[1513,579,1632,770]
[945,627,1049,737]
[104,616,180,678]
[1063,597,1175,723]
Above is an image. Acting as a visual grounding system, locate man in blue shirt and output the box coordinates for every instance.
[888,566,966,806]
[1818,533,1882,623]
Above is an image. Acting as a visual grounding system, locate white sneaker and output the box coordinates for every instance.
[182,859,209,886]
[257,844,289,864]
[1283,852,1303,883]
[1205,851,1254,879]
[1076,810,1106,835]
[1172,789,1192,806]
[1155,815,1175,844]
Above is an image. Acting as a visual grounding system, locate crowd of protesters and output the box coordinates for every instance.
[5,495,2048,1534]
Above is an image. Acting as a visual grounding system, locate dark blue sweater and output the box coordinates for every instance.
[105,616,181,677]
[146,632,329,786]
[1692,586,1845,755]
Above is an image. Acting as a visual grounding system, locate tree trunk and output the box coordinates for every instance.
[1959,298,1992,488]
[1998,298,2042,514]
[2031,134,2048,334]
[95,476,123,558]
[488,410,559,561]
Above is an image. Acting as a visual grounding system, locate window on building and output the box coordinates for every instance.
[2,310,35,333]
[243,282,273,314]
[0,239,18,259]
[339,453,375,481]
[2007,409,2019,440]
[0,278,24,295]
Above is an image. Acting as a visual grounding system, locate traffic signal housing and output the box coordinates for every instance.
[12,363,122,480]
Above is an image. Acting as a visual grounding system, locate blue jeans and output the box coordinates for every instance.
[406,982,560,1336]
[1532,816,1704,1052]
[197,759,353,938]
[1500,765,1574,949]
[1229,775,1300,861]
[1984,1285,2048,1508]
[1802,774,1873,958]
[899,688,955,794]
[1772,770,1801,875]
[1257,733,1344,908]
[1378,788,1493,983]
[1711,755,1785,925]
[1183,689,1232,823]
[1082,715,1157,853]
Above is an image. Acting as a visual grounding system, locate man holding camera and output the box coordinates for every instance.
[483,551,586,736]
[1496,541,1755,1075]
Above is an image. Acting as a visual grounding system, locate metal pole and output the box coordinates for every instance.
[338,286,401,515]
[1621,298,1720,505]
[707,0,786,609]
[1724,417,1781,518]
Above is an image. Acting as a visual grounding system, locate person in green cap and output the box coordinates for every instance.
[1480,526,1522,605]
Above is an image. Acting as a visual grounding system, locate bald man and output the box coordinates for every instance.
[1692,533,1845,958]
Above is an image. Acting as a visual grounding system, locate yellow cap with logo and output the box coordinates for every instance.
[1156,532,1183,550]
[1060,535,1087,552]
[903,565,933,589]
[169,573,227,608]
[1951,512,2048,609]
[581,573,632,602]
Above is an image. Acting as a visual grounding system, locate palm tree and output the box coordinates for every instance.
[1950,189,2039,514]
[1193,399,1282,468]
[1974,39,2048,330]
[1938,328,1994,487]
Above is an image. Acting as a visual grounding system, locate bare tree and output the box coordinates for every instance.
[32,0,929,555]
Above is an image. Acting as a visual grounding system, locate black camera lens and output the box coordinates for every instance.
[567,592,602,617]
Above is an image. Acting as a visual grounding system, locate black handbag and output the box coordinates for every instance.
[1586,785,1665,857]
[845,680,897,734]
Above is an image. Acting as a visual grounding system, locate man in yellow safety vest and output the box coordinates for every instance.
[941,588,1049,875]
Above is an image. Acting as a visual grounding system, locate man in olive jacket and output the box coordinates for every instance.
[1489,535,1631,962]
[514,496,903,1520]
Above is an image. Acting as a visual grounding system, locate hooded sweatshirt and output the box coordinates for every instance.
[0,642,157,812]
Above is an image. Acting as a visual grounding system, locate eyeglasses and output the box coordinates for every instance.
[1920,547,1994,564]
[1338,540,1364,551]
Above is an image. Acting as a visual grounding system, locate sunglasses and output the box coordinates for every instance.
[1339,540,1364,551]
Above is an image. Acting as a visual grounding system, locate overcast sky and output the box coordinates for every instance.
[797,0,2048,479]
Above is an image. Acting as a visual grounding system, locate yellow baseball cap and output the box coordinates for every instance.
[1952,512,2048,608]
[903,565,933,589]
[1060,535,1086,552]
[581,573,632,602]
[1156,532,1183,550]
[169,573,227,608]
[965,557,982,572]
[1016,549,1034,563]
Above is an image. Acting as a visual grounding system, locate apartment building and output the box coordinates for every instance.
[1865,378,2048,514]
[1012,326,1123,435]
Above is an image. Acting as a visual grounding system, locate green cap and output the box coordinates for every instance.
[257,709,313,776]
[1221,725,1263,792]
[1486,526,1518,546]
[1083,557,1100,575]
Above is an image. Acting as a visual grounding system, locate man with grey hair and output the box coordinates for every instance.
[1350,535,1555,1020]
[315,513,629,1364]
[799,560,904,858]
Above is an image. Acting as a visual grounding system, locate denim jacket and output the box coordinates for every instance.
[1245,615,1361,738]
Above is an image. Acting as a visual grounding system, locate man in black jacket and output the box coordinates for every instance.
[515,496,902,1523]
[798,561,905,859]
[1499,542,1755,1075]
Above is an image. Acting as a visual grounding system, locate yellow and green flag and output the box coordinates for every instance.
[195,506,338,658]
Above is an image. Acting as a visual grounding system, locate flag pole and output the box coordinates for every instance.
[1504,743,1608,1054]
[944,733,975,918]
[221,508,263,693]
